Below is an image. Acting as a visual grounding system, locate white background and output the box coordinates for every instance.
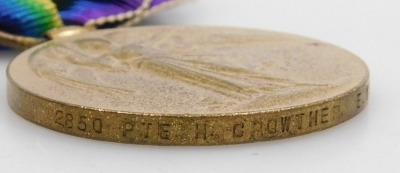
[1,0,399,172]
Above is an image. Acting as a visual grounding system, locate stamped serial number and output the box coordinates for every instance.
[55,111,103,134]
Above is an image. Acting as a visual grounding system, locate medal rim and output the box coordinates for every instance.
[6,26,370,145]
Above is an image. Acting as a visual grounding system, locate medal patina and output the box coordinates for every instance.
[7,26,369,145]
[2,0,369,145]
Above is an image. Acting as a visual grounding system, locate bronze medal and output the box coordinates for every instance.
[7,26,369,145]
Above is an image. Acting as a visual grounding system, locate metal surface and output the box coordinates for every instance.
[0,31,43,49]
[7,26,369,145]
[44,26,94,40]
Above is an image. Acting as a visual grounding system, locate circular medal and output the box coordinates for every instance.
[7,26,369,145]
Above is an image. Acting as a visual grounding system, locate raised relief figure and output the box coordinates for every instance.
[29,28,329,111]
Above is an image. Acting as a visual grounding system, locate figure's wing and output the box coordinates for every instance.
[161,56,330,92]
[135,58,258,99]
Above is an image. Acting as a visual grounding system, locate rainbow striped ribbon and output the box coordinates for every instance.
[0,0,176,39]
